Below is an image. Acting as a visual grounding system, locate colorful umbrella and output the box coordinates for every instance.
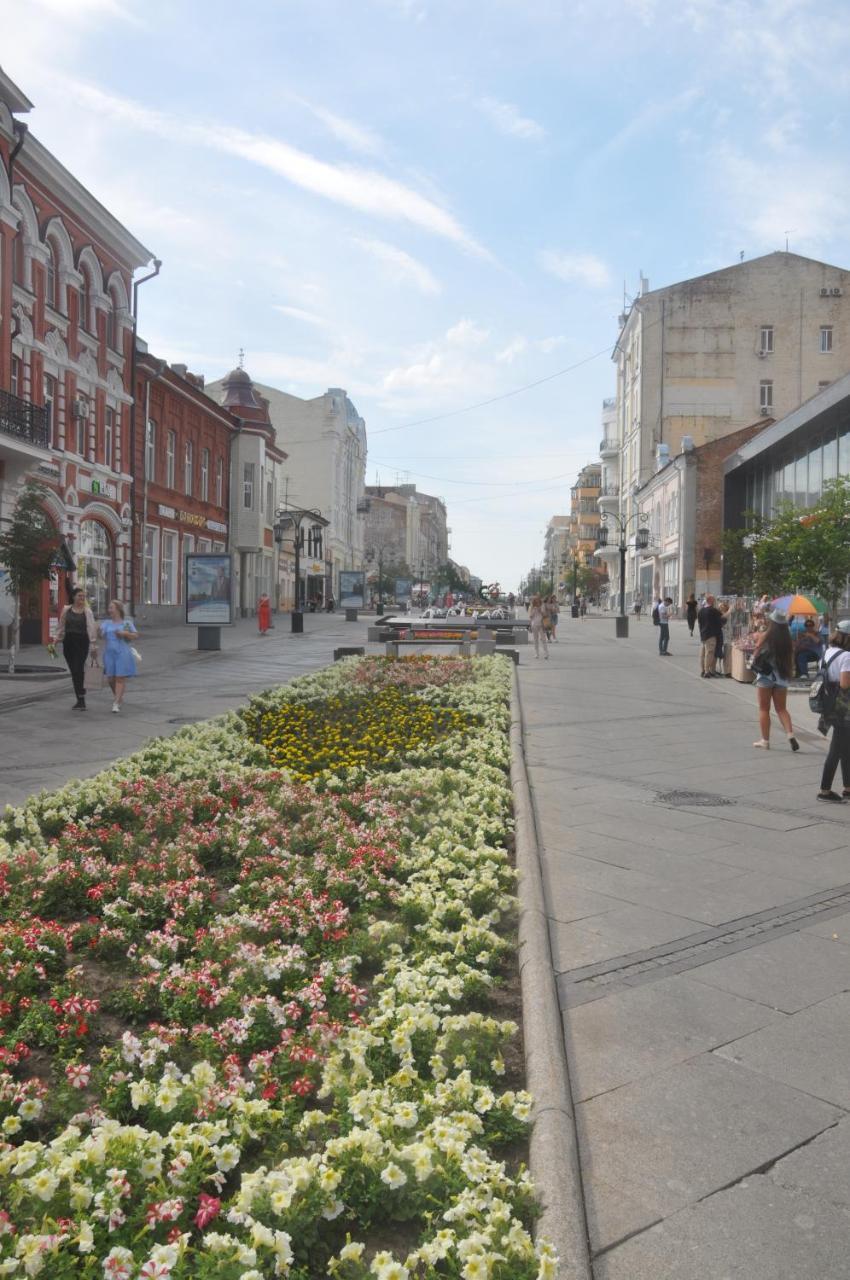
[772,593,823,616]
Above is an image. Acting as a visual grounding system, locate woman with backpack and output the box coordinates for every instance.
[816,621,850,803]
[750,610,799,751]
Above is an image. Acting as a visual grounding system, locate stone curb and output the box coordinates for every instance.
[510,669,592,1280]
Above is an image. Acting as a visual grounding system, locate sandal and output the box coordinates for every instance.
[753,739,770,749]
[817,791,845,803]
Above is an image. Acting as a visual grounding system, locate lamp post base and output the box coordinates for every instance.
[615,615,629,639]
[291,611,304,634]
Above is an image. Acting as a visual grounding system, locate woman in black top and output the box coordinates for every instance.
[686,593,698,636]
[54,588,97,709]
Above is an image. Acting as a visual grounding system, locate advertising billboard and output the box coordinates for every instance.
[185,553,233,625]
[394,577,412,602]
[338,570,366,608]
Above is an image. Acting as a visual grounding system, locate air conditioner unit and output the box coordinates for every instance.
[831,287,843,297]
[71,399,89,419]
[759,405,772,416]
[757,350,768,358]
[820,288,830,297]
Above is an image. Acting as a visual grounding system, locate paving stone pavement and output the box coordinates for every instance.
[0,611,372,809]
[518,615,850,1278]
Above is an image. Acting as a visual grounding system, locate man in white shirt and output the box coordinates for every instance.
[658,597,673,655]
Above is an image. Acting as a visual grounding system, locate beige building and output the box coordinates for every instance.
[363,483,448,587]
[604,252,850,605]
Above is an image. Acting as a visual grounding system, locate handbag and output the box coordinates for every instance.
[749,647,774,677]
[130,646,142,663]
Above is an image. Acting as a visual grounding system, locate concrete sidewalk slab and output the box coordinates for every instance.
[517,616,850,1277]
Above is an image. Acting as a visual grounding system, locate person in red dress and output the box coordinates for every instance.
[257,593,271,635]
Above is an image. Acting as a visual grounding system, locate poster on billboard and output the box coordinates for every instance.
[185,553,233,625]
[394,577,412,602]
[338,570,365,608]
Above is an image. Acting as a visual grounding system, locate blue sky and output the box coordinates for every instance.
[7,0,850,587]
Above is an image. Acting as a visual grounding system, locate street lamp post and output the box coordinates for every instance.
[273,507,328,634]
[597,510,650,637]
[365,546,386,613]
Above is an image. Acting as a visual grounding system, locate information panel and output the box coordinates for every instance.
[394,577,412,602]
[185,553,233,625]
[338,570,366,608]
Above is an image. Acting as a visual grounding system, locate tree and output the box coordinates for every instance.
[0,482,60,673]
[434,561,466,594]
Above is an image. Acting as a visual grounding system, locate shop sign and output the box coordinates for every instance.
[207,519,227,534]
[158,504,176,519]
[305,560,325,578]
[178,510,207,528]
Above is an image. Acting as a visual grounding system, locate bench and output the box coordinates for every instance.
[333,646,366,661]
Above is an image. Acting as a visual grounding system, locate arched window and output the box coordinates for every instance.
[78,520,113,618]
[107,294,118,350]
[80,268,92,333]
[13,233,25,286]
[45,240,57,310]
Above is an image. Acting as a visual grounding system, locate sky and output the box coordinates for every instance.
[5,0,850,588]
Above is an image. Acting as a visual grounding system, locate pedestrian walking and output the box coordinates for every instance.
[816,621,850,803]
[579,596,587,618]
[686,592,698,636]
[657,596,673,655]
[99,600,139,714]
[716,601,731,675]
[257,593,272,634]
[54,587,97,710]
[634,593,643,619]
[750,610,799,751]
[528,594,549,659]
[697,593,724,677]
[545,595,559,641]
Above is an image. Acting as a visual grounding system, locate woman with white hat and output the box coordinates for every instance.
[750,609,799,751]
[817,620,850,803]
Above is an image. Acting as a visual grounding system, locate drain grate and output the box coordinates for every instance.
[656,789,736,808]
[167,716,201,725]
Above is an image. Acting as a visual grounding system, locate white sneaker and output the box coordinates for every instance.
[112,703,120,714]
[752,739,769,749]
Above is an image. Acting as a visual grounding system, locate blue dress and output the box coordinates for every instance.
[100,619,138,678]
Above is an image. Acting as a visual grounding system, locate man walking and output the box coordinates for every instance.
[698,593,724,677]
[658,596,673,655]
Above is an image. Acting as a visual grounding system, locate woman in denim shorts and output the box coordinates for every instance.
[751,609,799,751]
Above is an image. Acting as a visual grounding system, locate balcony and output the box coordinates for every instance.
[0,388,50,454]
[599,436,619,457]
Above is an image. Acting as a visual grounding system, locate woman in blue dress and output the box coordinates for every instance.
[99,600,138,713]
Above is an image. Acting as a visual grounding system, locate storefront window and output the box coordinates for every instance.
[839,426,850,479]
[807,440,822,505]
[161,531,177,605]
[823,432,838,484]
[143,527,158,604]
[78,521,113,618]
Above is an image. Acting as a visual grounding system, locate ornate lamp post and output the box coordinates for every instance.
[273,508,328,634]
[597,510,650,635]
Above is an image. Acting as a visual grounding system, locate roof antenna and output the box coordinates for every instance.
[237,347,245,370]
[739,250,745,262]
[784,231,794,253]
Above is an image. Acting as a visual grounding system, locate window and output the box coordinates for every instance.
[200,448,209,502]
[43,375,55,444]
[104,407,115,470]
[74,396,89,456]
[820,326,833,354]
[78,521,112,618]
[143,526,159,604]
[13,233,25,286]
[759,380,773,413]
[184,441,193,496]
[107,293,119,350]
[10,356,21,398]
[215,457,223,508]
[45,241,57,310]
[243,462,255,509]
[160,531,177,605]
[266,475,273,518]
[166,431,176,488]
[145,420,156,481]
[759,325,774,354]
[80,271,92,333]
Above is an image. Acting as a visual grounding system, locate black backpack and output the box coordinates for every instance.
[809,651,841,717]
[651,603,660,626]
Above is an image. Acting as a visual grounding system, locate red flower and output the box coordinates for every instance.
[193,1193,221,1229]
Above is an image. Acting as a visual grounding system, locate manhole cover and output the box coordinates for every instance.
[656,789,736,808]
[167,716,201,725]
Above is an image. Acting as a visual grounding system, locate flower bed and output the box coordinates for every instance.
[0,657,555,1279]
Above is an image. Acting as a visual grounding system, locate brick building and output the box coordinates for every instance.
[133,349,235,621]
[0,66,155,643]
[633,421,770,606]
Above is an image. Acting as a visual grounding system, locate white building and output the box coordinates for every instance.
[605,252,850,606]
[208,380,367,602]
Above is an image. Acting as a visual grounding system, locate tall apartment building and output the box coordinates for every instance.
[603,252,850,605]
[362,483,449,583]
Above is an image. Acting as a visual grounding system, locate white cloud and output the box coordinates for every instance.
[712,144,850,250]
[294,97,385,157]
[446,318,490,346]
[476,96,546,141]
[272,304,327,327]
[496,336,528,363]
[382,319,494,399]
[539,250,612,289]
[29,0,136,20]
[55,77,488,257]
[352,237,442,294]
[538,334,568,353]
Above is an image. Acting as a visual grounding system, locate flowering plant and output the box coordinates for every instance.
[0,658,555,1277]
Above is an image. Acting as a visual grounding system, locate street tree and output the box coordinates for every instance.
[0,481,60,674]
